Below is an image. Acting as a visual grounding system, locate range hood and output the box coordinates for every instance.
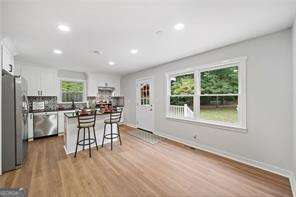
[97,86,115,91]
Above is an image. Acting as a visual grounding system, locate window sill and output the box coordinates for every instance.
[166,115,247,133]
[59,102,87,104]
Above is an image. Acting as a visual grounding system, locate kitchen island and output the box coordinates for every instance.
[63,111,118,154]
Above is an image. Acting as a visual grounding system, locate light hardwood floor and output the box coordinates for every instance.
[0,125,292,197]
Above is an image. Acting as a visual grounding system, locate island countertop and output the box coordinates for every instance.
[64,111,109,118]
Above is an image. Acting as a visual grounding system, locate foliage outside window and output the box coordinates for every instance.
[200,66,238,123]
[169,73,194,118]
[167,57,246,129]
[61,81,84,102]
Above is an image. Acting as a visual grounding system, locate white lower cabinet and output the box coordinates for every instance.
[58,110,75,134]
[28,113,34,139]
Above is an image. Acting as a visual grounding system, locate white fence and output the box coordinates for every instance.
[169,104,194,118]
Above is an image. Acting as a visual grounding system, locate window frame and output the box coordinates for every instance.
[168,72,195,119]
[59,78,87,103]
[165,57,247,132]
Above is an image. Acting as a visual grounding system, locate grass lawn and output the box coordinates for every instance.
[200,107,237,123]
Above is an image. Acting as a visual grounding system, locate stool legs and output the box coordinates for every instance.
[87,128,91,157]
[74,127,99,158]
[82,128,86,150]
[116,123,122,145]
[102,123,122,150]
[93,126,98,150]
[74,128,81,157]
[102,123,106,147]
[111,123,113,151]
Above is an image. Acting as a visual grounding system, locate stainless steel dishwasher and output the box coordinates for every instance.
[33,112,58,138]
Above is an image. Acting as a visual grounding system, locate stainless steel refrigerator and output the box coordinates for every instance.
[2,70,29,172]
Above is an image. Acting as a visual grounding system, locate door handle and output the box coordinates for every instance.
[9,64,13,72]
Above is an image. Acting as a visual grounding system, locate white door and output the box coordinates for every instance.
[136,78,155,132]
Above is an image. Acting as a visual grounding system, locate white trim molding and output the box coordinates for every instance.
[125,122,137,128]
[58,77,87,103]
[154,130,291,177]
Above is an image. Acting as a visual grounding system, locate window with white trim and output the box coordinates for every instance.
[166,57,247,129]
[169,73,195,118]
[61,80,85,102]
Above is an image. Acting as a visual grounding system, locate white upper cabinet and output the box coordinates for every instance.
[40,68,58,96]
[20,64,58,96]
[21,65,40,96]
[1,42,15,75]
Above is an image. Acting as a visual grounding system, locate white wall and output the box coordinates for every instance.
[121,29,293,172]
[292,18,296,180]
[86,72,121,96]
[58,70,86,80]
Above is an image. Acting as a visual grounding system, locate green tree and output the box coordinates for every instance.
[171,74,194,95]
[201,66,238,94]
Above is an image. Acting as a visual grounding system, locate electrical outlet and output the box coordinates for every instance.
[193,134,198,140]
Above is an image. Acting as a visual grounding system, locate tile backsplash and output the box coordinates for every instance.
[28,96,88,112]
[57,103,87,110]
[28,96,57,111]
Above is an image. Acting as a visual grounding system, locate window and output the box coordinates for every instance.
[61,81,85,102]
[169,73,194,118]
[140,83,151,106]
[166,57,247,130]
[200,66,238,123]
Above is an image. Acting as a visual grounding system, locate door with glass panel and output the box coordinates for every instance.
[136,78,154,132]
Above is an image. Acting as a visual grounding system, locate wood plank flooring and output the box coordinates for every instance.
[0,125,292,197]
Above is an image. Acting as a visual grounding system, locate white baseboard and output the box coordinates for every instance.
[289,174,296,197]
[154,130,295,195]
[124,122,137,128]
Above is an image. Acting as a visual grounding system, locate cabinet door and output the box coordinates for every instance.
[40,69,58,96]
[28,113,34,139]
[22,66,40,96]
[2,44,14,74]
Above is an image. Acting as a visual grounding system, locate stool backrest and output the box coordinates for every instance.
[109,108,123,123]
[78,110,97,128]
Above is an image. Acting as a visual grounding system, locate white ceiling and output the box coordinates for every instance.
[3,0,296,75]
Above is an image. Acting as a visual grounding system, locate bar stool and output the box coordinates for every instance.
[101,108,123,150]
[74,110,98,157]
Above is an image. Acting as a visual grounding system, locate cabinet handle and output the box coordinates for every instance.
[9,64,12,72]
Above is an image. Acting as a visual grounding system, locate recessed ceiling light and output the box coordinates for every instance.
[53,49,63,54]
[155,30,164,35]
[58,24,70,32]
[174,23,185,31]
[130,49,138,54]
[109,61,115,65]
[93,50,103,55]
